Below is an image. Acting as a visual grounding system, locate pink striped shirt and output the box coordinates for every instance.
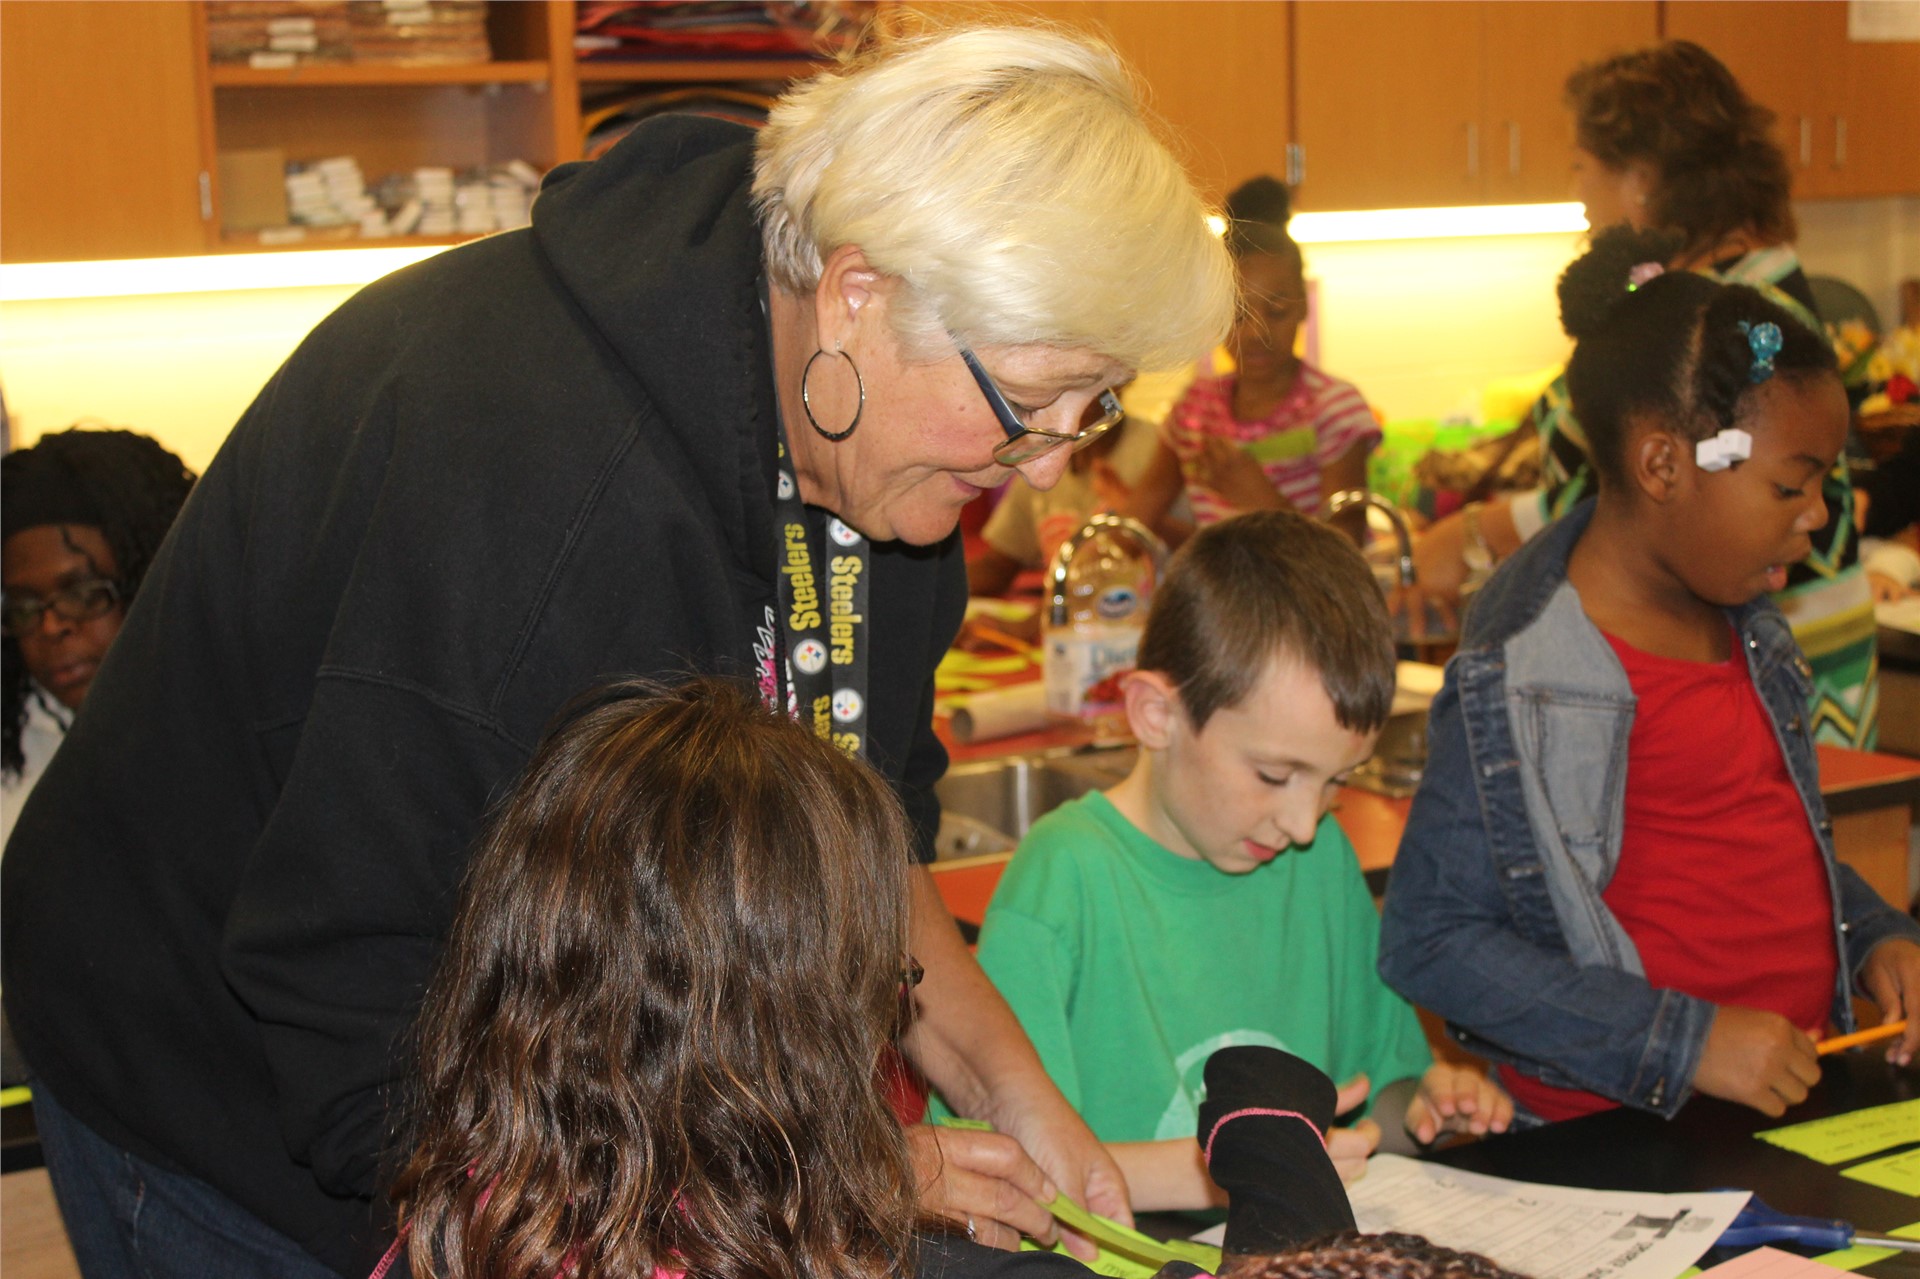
[1163,364,1380,525]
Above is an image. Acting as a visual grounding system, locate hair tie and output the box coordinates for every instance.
[1737,320,1782,384]
[1626,261,1665,290]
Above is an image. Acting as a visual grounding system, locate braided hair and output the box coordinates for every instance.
[1558,226,1835,489]
[1233,1230,1529,1279]
[2,428,196,776]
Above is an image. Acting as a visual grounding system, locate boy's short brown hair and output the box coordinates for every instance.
[1136,510,1396,734]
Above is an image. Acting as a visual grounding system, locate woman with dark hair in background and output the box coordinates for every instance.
[2,427,196,848]
[1416,40,1879,748]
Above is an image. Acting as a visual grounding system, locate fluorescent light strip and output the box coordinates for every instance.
[0,245,456,301]
[1207,202,1587,244]
[4,201,1589,302]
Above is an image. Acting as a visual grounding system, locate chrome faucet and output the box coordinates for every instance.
[1324,488,1415,588]
[1048,513,1168,628]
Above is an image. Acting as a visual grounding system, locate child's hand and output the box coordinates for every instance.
[1327,1073,1378,1184]
[1191,436,1283,512]
[1327,1121,1381,1184]
[1403,1062,1513,1144]
[1693,1005,1820,1117]
[1859,937,1920,1066]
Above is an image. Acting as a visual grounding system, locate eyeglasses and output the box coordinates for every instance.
[957,342,1125,467]
[1,578,122,639]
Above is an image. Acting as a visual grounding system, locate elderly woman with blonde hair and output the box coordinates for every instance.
[2,23,1232,1279]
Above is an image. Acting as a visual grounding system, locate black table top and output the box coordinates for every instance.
[1430,1053,1920,1277]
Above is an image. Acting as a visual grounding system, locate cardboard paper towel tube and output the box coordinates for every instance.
[949,682,1050,744]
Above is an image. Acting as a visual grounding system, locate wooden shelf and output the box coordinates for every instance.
[209,60,551,88]
[216,230,481,253]
[576,57,824,84]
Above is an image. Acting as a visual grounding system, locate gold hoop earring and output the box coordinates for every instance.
[801,347,865,442]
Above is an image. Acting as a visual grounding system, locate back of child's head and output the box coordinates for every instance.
[1235,1231,1530,1279]
[1559,225,1835,489]
[1136,509,1396,735]
[1225,173,1298,265]
[394,677,918,1279]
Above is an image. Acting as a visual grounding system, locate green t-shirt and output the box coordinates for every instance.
[977,791,1431,1144]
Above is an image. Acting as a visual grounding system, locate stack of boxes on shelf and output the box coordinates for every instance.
[206,0,491,68]
[253,159,538,242]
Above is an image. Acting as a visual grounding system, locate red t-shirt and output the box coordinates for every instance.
[1501,631,1837,1122]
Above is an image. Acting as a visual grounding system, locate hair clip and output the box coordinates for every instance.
[1738,320,1782,384]
[1626,261,1665,290]
[1695,427,1752,472]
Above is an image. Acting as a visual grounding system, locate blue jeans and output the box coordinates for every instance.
[33,1084,342,1279]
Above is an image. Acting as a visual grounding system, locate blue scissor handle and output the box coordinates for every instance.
[1714,1194,1854,1253]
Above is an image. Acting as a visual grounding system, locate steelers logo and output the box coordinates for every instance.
[828,517,861,547]
[777,470,796,501]
[831,688,864,723]
[792,638,828,674]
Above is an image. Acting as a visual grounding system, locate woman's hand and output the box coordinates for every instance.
[1403,1062,1513,1144]
[1693,1005,1819,1117]
[906,1124,1062,1252]
[1859,937,1920,1066]
[1191,436,1284,512]
[982,1093,1132,1258]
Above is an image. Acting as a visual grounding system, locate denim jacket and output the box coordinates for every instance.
[1379,501,1920,1118]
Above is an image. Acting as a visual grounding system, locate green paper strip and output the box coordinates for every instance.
[1037,1194,1222,1275]
[1755,1099,1920,1164]
[0,1085,30,1108]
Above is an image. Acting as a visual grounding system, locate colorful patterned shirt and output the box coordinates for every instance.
[1163,364,1380,525]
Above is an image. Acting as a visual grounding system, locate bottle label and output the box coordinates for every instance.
[1044,626,1141,718]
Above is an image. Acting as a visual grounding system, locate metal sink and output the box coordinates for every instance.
[932,746,1138,859]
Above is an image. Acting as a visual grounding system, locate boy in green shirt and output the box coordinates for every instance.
[978,510,1511,1212]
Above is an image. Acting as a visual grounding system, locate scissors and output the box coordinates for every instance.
[1716,1196,1920,1254]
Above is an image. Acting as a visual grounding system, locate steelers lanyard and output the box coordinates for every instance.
[768,352,871,760]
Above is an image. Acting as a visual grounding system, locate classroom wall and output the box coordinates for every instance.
[3,196,1915,474]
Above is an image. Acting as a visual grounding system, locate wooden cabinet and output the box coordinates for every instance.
[894,1,1289,204]
[1668,1,1920,200]
[1,1,210,262]
[0,0,828,262]
[1293,0,1654,211]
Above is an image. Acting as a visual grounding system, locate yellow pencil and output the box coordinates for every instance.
[1815,1019,1908,1055]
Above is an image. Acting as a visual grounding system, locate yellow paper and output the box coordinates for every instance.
[1810,1220,1920,1271]
[936,651,1034,678]
[1755,1099,1920,1164]
[1842,1147,1920,1197]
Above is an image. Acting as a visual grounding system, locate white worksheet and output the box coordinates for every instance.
[1193,1155,1748,1279]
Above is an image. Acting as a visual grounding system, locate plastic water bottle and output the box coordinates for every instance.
[1043,514,1168,736]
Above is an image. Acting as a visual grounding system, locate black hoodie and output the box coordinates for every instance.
[2,116,963,1274]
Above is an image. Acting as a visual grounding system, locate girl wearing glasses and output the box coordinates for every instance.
[1124,177,1381,542]
[1,428,195,849]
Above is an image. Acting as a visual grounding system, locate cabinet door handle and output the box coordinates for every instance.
[1286,143,1305,187]
[1833,116,1848,168]
[1799,116,1813,166]
[199,171,213,222]
[1507,122,1520,176]
[1466,122,1479,179]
